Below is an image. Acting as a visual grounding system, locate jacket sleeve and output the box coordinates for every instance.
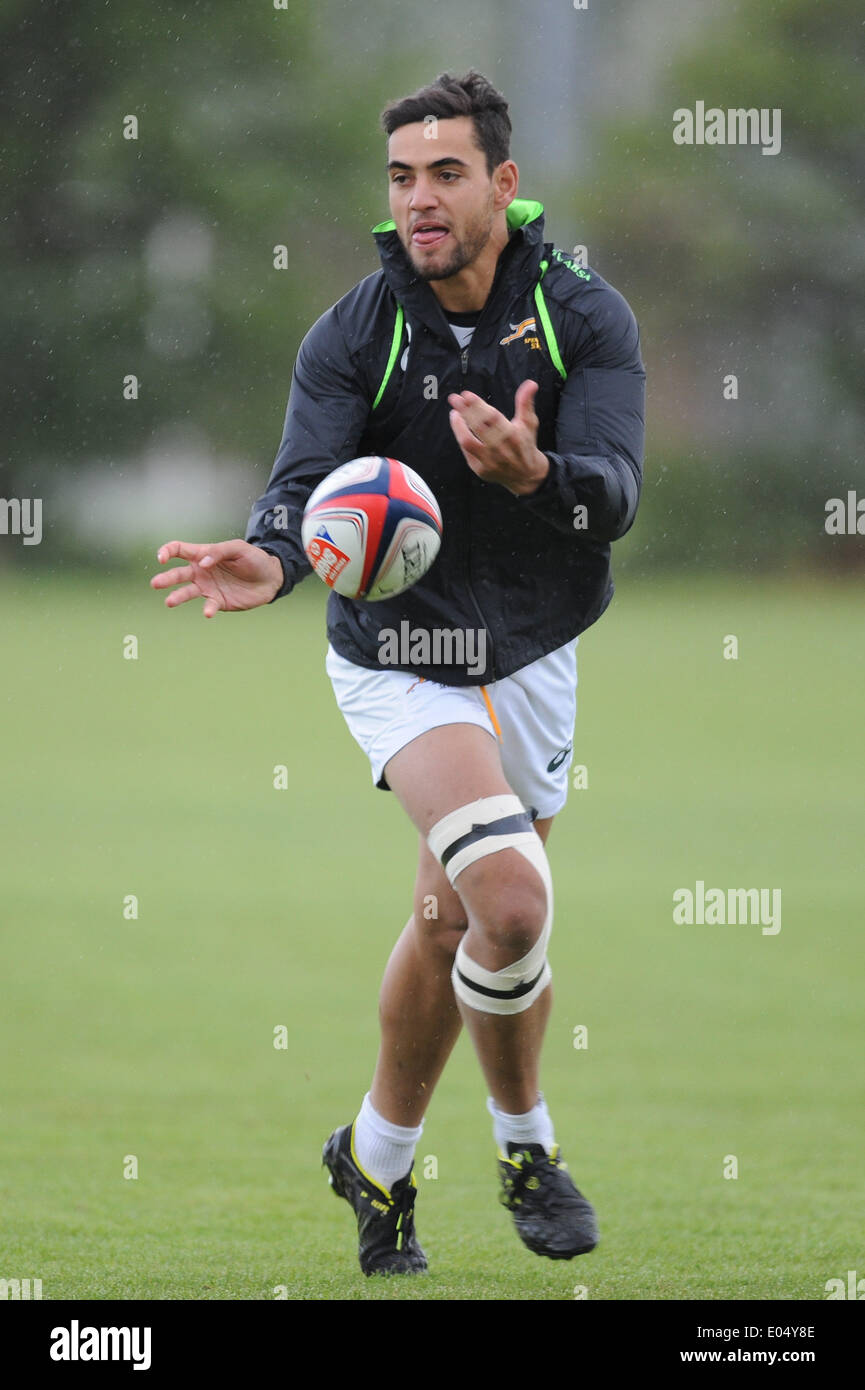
[245,304,372,599]
[515,282,645,542]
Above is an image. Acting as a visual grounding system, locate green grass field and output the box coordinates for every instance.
[1,566,862,1301]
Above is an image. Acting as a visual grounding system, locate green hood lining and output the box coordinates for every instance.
[371,197,544,236]
[369,198,565,410]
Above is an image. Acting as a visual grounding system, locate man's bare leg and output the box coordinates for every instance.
[381,723,556,1121]
[325,720,596,1270]
[370,816,554,1128]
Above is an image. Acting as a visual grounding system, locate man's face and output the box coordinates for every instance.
[386,116,498,282]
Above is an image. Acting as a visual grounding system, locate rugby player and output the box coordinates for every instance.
[151,69,645,1276]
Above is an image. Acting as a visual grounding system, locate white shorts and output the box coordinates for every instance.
[325,638,579,819]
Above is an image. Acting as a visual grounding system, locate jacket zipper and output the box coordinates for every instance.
[459,344,497,682]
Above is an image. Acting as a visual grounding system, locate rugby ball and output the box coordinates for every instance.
[301,456,442,601]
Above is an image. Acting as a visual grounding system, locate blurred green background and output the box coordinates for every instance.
[1,0,862,577]
[1,0,863,1302]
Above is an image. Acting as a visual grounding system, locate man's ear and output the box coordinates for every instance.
[494,160,519,212]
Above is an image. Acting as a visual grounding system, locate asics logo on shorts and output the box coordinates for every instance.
[546,743,572,773]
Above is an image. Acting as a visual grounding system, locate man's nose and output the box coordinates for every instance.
[410,175,440,209]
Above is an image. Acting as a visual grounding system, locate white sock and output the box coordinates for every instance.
[487,1092,556,1154]
[353,1092,423,1191]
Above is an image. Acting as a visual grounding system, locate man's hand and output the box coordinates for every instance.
[448,379,550,496]
[150,539,284,617]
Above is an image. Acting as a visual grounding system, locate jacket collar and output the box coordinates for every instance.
[371,198,546,347]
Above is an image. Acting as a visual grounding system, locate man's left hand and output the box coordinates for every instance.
[448,380,549,496]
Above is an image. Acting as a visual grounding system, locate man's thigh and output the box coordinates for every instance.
[385,722,513,837]
[387,722,557,841]
[389,725,555,935]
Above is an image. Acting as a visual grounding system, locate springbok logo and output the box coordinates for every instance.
[500,318,539,347]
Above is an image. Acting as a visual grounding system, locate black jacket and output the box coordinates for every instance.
[246,198,645,684]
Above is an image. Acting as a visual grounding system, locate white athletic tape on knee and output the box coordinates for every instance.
[427,795,554,1014]
[452,935,552,1015]
[427,795,544,886]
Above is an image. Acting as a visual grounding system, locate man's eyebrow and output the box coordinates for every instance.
[386,156,471,172]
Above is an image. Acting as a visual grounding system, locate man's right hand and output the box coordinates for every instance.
[150,539,284,617]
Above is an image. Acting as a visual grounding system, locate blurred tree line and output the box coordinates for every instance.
[0,0,395,562]
[1,0,861,575]
[583,0,864,573]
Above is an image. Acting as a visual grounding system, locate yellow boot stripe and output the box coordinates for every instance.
[349,1120,393,1203]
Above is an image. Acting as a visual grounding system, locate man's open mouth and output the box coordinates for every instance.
[412,224,449,246]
